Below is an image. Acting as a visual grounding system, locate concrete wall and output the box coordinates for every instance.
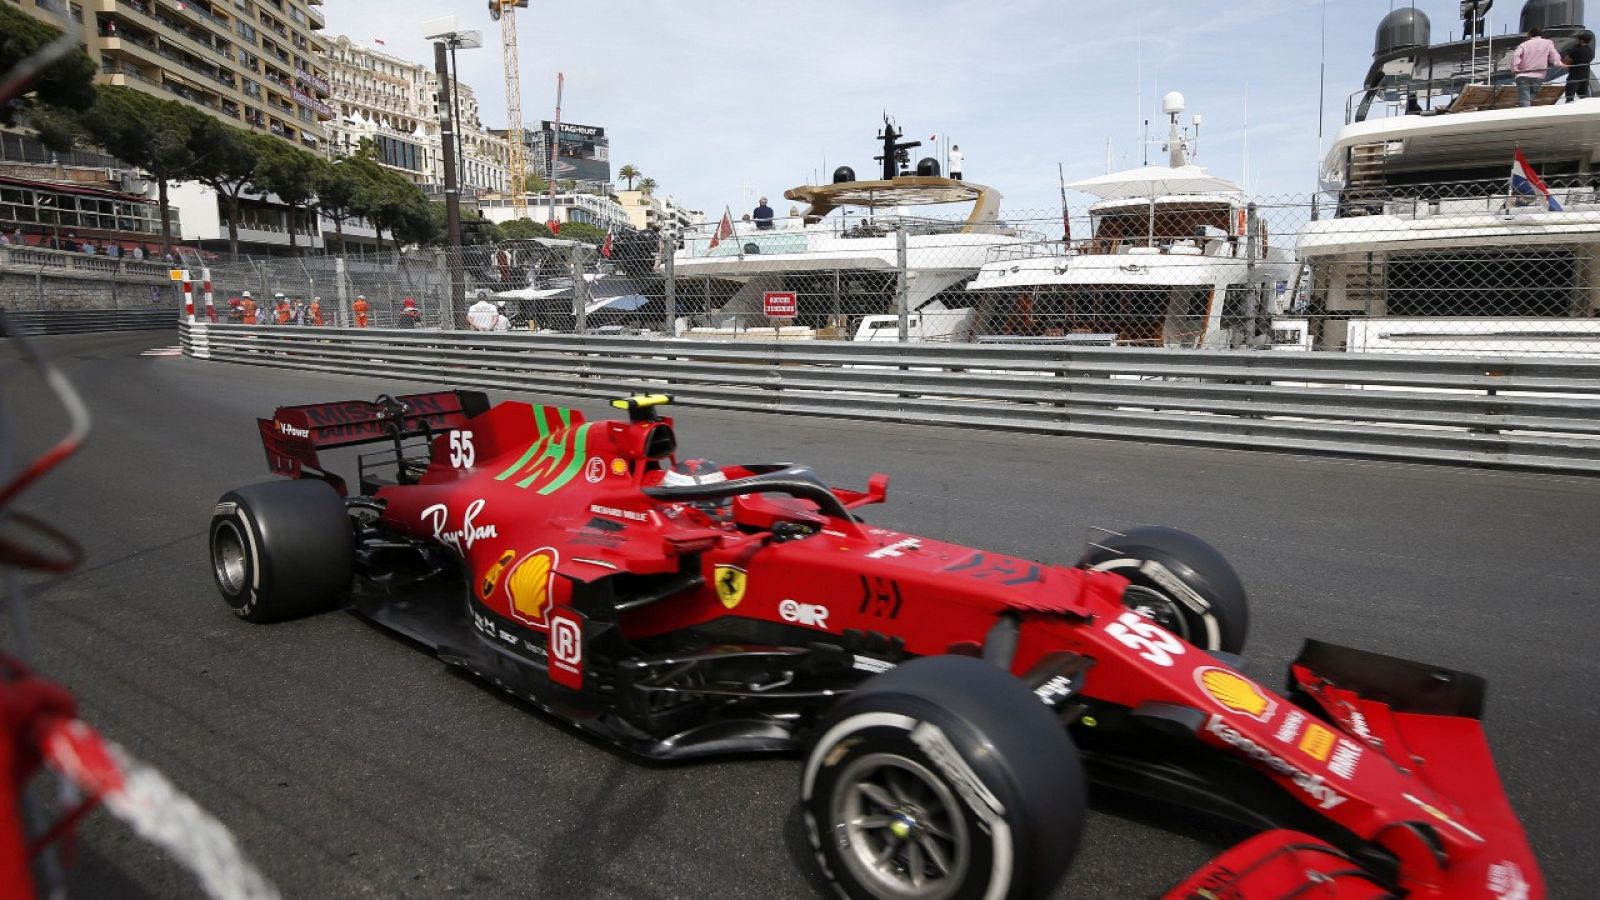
[0,245,183,313]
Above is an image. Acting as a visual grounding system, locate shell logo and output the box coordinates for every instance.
[507,548,558,626]
[1195,666,1277,722]
[610,458,627,476]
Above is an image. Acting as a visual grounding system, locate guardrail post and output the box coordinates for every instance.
[895,227,909,343]
[662,243,676,335]
[182,270,194,323]
[202,267,216,322]
[573,244,589,334]
[335,255,349,328]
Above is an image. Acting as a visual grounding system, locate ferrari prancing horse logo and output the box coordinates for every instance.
[714,565,747,609]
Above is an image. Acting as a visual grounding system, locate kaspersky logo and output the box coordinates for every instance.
[1195,666,1277,722]
[1207,715,1345,810]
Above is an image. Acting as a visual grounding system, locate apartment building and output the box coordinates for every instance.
[322,35,507,198]
[14,0,335,150]
[614,189,704,234]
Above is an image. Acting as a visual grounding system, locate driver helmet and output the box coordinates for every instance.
[663,459,729,514]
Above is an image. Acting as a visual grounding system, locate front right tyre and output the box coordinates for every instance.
[802,655,1086,900]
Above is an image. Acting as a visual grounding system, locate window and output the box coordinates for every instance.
[241,77,261,98]
[237,21,256,42]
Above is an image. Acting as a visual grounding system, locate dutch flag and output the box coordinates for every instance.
[1511,148,1563,211]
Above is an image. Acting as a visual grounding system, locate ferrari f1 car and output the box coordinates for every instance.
[208,390,1543,899]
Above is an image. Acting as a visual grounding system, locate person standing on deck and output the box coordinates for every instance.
[1564,32,1594,102]
[948,145,964,180]
[1513,27,1563,107]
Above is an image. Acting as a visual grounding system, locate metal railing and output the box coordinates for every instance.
[178,323,1600,475]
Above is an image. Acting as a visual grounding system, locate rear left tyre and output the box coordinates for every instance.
[209,480,353,623]
[802,655,1086,900]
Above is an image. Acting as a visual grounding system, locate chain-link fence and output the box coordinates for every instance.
[182,177,1600,356]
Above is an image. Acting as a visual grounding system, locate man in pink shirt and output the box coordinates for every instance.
[1512,26,1563,107]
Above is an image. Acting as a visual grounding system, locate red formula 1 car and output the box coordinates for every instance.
[208,391,1542,900]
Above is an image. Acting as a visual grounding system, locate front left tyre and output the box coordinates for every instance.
[802,655,1086,900]
[209,480,353,623]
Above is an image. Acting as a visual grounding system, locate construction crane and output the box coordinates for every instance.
[488,1,529,217]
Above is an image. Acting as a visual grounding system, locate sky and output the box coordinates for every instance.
[321,0,1519,219]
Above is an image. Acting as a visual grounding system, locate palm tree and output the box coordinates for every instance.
[617,164,641,190]
[637,177,658,195]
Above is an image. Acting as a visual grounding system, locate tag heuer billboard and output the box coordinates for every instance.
[534,121,610,184]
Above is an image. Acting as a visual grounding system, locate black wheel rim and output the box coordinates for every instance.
[1121,584,1191,642]
[830,752,969,899]
[212,520,248,596]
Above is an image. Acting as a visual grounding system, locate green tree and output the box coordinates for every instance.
[0,4,96,125]
[316,157,367,256]
[185,118,264,260]
[637,177,658,195]
[523,171,549,195]
[254,142,326,255]
[616,164,641,191]
[351,163,432,256]
[559,221,607,245]
[75,87,197,255]
[497,218,553,240]
[354,136,380,161]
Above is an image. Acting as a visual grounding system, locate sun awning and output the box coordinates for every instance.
[1067,165,1243,200]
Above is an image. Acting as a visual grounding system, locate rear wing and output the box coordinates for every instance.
[259,390,489,494]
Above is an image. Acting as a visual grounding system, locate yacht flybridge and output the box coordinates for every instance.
[1300,0,1600,354]
[672,116,1037,341]
[966,93,1297,348]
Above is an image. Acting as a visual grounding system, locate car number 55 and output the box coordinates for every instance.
[1104,610,1185,666]
[448,430,475,468]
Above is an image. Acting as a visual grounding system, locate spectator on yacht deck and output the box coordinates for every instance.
[1564,32,1594,102]
[1513,27,1563,107]
[948,145,964,180]
[753,198,775,230]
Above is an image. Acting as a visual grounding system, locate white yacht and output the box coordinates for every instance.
[965,93,1299,348]
[672,117,1040,341]
[1298,0,1600,355]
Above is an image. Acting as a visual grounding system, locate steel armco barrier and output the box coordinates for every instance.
[178,322,1600,475]
[8,308,177,335]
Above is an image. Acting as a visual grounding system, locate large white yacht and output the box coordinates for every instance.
[965,93,1299,348]
[1298,0,1600,355]
[671,117,1040,341]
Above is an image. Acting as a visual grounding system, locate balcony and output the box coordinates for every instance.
[306,5,323,29]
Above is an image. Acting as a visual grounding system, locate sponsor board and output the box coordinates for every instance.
[1298,722,1335,761]
[779,599,829,629]
[1207,715,1345,810]
[714,565,747,609]
[479,549,516,600]
[866,538,920,559]
[1195,666,1276,722]
[548,609,583,689]
[590,503,651,523]
[420,498,498,555]
[506,547,558,626]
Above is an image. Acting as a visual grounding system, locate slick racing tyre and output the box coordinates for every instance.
[209,480,354,623]
[802,655,1086,900]
[1081,525,1249,654]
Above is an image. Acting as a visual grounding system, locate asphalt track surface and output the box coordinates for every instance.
[2,331,1597,899]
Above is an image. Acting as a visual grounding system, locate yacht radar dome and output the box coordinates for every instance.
[1162,91,1185,117]
[832,166,855,184]
[1375,7,1430,56]
[1521,0,1586,31]
[916,157,941,177]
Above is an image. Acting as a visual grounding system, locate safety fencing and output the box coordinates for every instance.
[187,173,1600,358]
[178,322,1600,475]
